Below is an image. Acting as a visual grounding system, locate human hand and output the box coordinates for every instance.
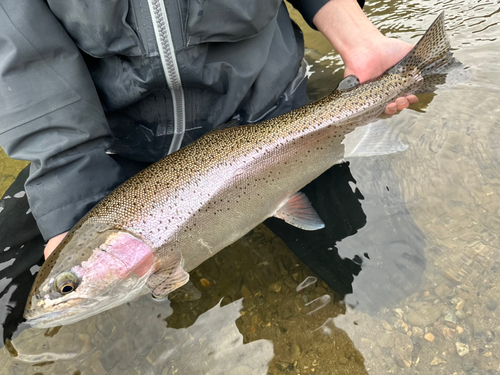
[343,37,419,115]
[313,0,419,115]
[45,231,69,259]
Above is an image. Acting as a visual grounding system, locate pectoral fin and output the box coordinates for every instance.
[147,251,189,300]
[274,192,325,231]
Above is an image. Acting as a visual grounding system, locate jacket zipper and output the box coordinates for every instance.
[147,0,185,154]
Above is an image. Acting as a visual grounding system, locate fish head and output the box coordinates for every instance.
[24,221,155,328]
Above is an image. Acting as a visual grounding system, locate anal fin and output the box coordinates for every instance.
[274,192,325,231]
[147,251,189,300]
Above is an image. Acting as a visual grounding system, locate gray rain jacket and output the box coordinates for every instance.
[0,0,362,241]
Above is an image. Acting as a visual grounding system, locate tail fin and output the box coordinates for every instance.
[388,12,467,94]
[388,12,451,74]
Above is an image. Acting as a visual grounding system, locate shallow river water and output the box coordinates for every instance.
[1,0,500,374]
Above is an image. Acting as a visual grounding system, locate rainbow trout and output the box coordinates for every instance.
[25,13,460,327]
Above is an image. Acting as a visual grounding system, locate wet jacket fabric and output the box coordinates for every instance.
[0,0,362,241]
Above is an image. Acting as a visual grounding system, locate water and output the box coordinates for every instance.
[1,0,500,373]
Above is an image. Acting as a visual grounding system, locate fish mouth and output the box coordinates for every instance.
[26,283,150,328]
[25,297,89,328]
[26,299,116,328]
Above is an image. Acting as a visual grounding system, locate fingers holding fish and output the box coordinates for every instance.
[384,95,418,115]
[406,95,418,105]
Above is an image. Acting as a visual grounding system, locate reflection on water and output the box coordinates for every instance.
[2,0,500,373]
[10,297,273,375]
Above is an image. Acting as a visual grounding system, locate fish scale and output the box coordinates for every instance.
[25,13,464,327]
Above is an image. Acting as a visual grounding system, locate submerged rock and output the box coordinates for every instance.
[424,333,435,342]
[406,303,442,326]
[431,356,446,365]
[455,342,469,356]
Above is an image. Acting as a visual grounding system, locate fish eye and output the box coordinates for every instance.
[54,272,79,295]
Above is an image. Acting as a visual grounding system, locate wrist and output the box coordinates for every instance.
[313,0,384,71]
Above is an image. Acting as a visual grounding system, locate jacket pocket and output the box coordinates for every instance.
[47,0,144,57]
[186,0,282,45]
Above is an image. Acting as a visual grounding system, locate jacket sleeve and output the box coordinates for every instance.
[288,0,365,29]
[0,0,126,241]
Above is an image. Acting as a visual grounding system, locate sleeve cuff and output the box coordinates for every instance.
[25,144,127,241]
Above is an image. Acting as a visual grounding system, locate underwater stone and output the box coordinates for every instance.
[455,342,469,356]
[406,303,442,326]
